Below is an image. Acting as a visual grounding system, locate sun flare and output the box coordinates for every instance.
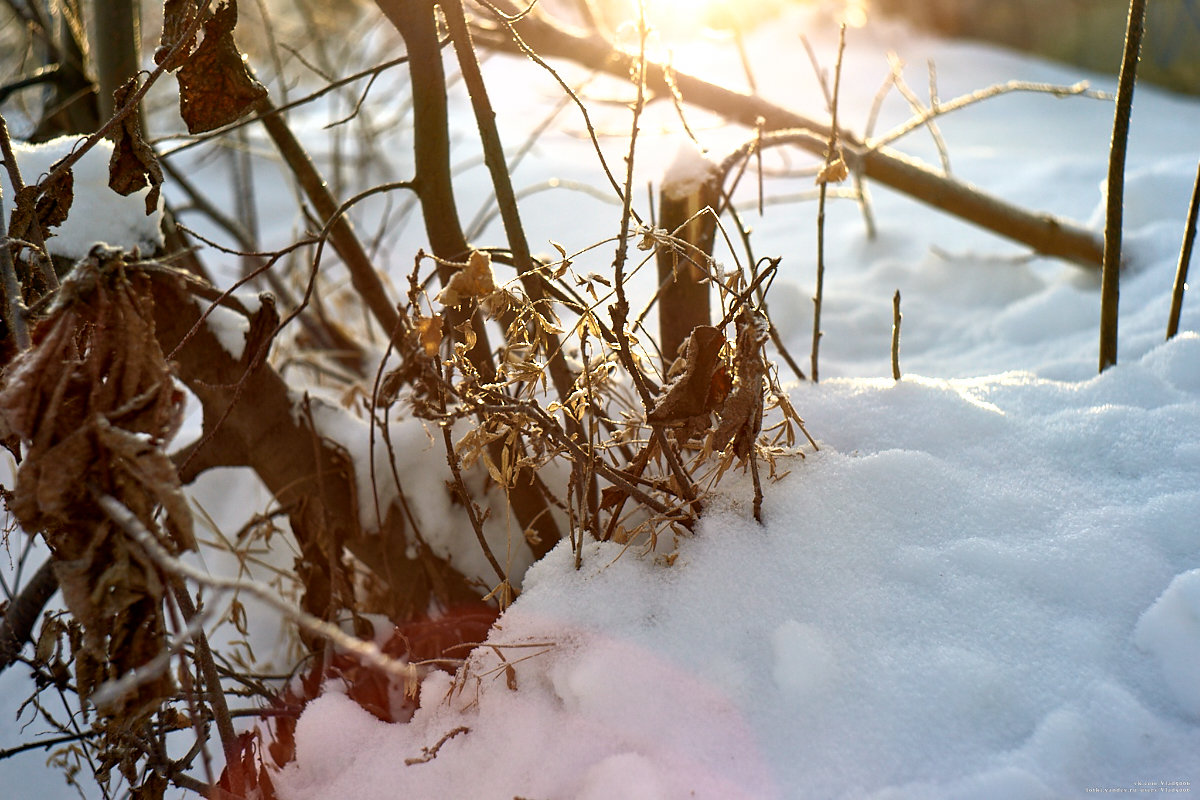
[608,0,867,46]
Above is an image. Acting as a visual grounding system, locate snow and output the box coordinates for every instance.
[199,298,252,360]
[3,4,1200,799]
[0,135,164,260]
[267,9,1200,800]
[661,138,719,199]
[1136,569,1200,720]
[304,397,538,582]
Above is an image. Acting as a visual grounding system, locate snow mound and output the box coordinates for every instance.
[1135,569,1200,719]
[1,135,163,260]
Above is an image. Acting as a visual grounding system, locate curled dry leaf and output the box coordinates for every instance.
[436,250,498,308]
[9,157,74,245]
[711,308,769,459]
[415,315,443,357]
[176,0,268,134]
[0,247,191,725]
[647,325,727,427]
[156,0,200,71]
[816,153,849,185]
[108,77,164,215]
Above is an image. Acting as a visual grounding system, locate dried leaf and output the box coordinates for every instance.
[9,158,74,246]
[647,325,726,424]
[37,158,74,232]
[108,77,164,215]
[453,319,477,355]
[436,250,497,308]
[0,249,191,728]
[816,153,849,185]
[599,485,627,511]
[711,309,769,459]
[415,315,443,357]
[549,240,571,277]
[176,0,267,134]
[156,0,199,71]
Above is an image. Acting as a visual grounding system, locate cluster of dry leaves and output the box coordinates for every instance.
[0,248,193,788]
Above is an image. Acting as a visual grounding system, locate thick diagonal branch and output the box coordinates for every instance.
[475,4,1104,268]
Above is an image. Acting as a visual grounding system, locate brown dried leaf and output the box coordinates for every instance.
[8,160,74,244]
[415,315,443,357]
[816,153,849,185]
[95,417,196,551]
[108,77,164,215]
[711,309,769,459]
[647,325,725,424]
[436,250,497,308]
[176,0,267,134]
[0,249,191,727]
[36,158,74,232]
[156,0,199,70]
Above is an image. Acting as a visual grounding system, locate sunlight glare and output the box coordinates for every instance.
[628,0,868,43]
[636,0,781,40]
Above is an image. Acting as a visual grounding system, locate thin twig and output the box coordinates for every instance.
[884,54,950,173]
[440,421,510,595]
[442,0,575,401]
[404,726,470,766]
[811,25,846,383]
[252,93,402,339]
[0,558,57,672]
[872,79,1110,148]
[0,194,31,351]
[891,289,902,381]
[1166,160,1200,340]
[473,0,632,213]
[167,581,239,767]
[0,111,56,291]
[475,5,1106,267]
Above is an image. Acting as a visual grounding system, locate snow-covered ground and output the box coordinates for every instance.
[3,3,1200,798]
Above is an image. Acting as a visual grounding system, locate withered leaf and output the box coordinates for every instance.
[647,325,725,424]
[108,77,164,215]
[712,309,769,459]
[599,484,627,511]
[156,0,200,71]
[176,0,267,134]
[0,251,192,728]
[436,250,497,308]
[415,315,443,357]
[37,158,74,232]
[816,153,849,185]
[9,160,74,245]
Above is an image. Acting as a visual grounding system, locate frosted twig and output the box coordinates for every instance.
[872,79,1110,149]
[0,190,30,352]
[883,54,950,173]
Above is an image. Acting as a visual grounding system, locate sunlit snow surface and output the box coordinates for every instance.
[3,5,1199,799]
